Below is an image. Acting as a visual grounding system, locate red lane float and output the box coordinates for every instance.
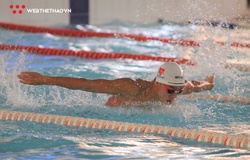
[0,44,195,65]
[2,22,250,48]
[1,22,250,48]
[0,22,200,46]
[0,22,200,47]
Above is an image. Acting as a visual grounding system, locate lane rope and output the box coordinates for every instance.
[1,44,250,71]
[185,94,250,104]
[0,109,249,149]
[1,22,250,48]
[0,44,195,65]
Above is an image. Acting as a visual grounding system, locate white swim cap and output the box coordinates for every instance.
[155,62,185,86]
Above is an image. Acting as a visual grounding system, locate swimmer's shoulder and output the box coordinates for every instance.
[135,78,151,87]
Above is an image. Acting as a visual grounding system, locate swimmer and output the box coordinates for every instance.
[17,62,214,107]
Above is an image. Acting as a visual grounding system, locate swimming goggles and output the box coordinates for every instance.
[163,84,183,94]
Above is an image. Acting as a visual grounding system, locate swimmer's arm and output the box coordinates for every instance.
[18,72,139,95]
[181,76,214,94]
[77,78,139,95]
[181,81,208,94]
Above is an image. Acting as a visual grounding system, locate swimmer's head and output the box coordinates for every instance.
[155,62,185,86]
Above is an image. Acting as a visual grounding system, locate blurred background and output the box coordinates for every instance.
[0,0,249,26]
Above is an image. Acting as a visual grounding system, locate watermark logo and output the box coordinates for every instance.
[10,4,26,14]
[27,8,71,14]
[9,4,71,14]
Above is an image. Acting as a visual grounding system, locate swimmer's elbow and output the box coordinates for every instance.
[207,84,214,90]
[193,84,214,92]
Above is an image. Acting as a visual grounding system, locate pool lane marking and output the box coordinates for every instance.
[0,44,195,66]
[0,109,249,149]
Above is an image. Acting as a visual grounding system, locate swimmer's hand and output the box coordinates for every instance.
[182,74,215,94]
[191,74,215,91]
[17,72,47,85]
[203,74,215,90]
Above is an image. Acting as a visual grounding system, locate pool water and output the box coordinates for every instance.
[0,20,250,159]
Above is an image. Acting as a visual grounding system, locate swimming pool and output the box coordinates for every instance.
[0,20,249,159]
